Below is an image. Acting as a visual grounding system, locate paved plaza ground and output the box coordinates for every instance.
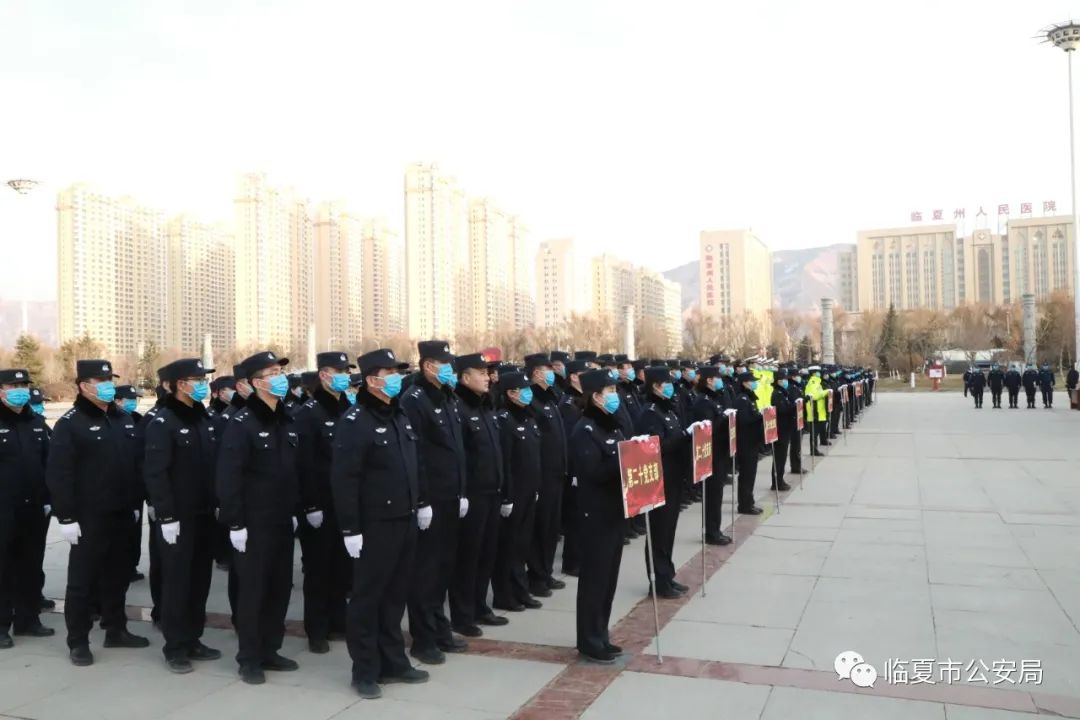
[4,392,1080,719]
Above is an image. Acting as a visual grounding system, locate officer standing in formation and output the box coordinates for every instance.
[1038,364,1056,408]
[1005,364,1023,408]
[690,366,732,546]
[988,364,1005,408]
[769,369,795,491]
[1022,364,1040,409]
[968,367,986,409]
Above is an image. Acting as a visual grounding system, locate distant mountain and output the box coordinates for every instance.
[0,299,57,347]
[664,244,854,313]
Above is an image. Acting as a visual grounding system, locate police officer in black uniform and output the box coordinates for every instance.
[1038,364,1056,408]
[208,375,235,418]
[143,358,222,673]
[615,355,641,423]
[969,367,986,409]
[331,349,429,699]
[1066,364,1079,399]
[492,372,542,612]
[46,360,149,666]
[770,369,796,491]
[215,351,302,684]
[559,360,589,576]
[785,365,805,474]
[114,384,147,584]
[571,370,627,664]
[400,340,467,665]
[206,375,236,572]
[1022,364,1039,409]
[1005,364,1022,408]
[734,371,764,515]
[549,351,570,398]
[292,352,354,653]
[449,353,510,637]
[0,368,53,648]
[524,353,568,599]
[988,364,1005,409]
[691,367,732,546]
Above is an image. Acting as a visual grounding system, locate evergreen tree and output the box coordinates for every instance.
[877,304,899,370]
[11,333,45,381]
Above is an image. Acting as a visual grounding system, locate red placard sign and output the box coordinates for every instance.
[795,398,804,430]
[727,411,737,456]
[618,436,666,518]
[762,406,778,444]
[692,423,712,485]
[855,382,863,397]
[827,389,834,412]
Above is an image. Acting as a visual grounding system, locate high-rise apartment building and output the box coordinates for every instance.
[361,218,405,340]
[509,216,534,331]
[312,202,364,352]
[837,246,858,311]
[468,198,514,334]
[535,238,589,327]
[591,254,638,320]
[56,183,167,355]
[636,268,683,355]
[404,163,468,340]
[698,229,773,320]
[166,215,235,354]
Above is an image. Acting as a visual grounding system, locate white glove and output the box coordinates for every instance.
[535,491,540,502]
[292,516,298,532]
[134,509,141,523]
[500,503,513,518]
[630,435,651,443]
[160,521,180,545]
[44,504,52,517]
[418,505,433,531]
[571,477,578,487]
[343,534,364,558]
[60,522,82,545]
[213,507,219,521]
[230,528,248,553]
[459,498,469,518]
[147,505,156,522]
[306,510,324,529]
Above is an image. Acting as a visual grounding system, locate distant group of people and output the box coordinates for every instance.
[963,363,1079,409]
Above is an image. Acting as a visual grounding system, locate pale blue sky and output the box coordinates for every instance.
[2,0,1078,302]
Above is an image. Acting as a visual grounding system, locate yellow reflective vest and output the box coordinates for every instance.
[804,375,828,421]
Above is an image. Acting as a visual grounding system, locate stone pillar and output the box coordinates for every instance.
[623,305,636,359]
[307,323,317,371]
[821,298,835,365]
[201,333,213,373]
[1022,293,1037,364]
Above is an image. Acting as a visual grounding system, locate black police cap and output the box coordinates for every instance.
[455,353,487,373]
[524,353,551,371]
[29,387,44,403]
[240,351,288,379]
[631,359,648,371]
[287,374,303,389]
[596,353,617,366]
[573,351,597,361]
[0,368,31,385]
[417,340,453,363]
[115,385,138,400]
[316,351,355,370]
[679,359,696,369]
[736,371,756,383]
[159,358,213,383]
[565,359,589,375]
[358,348,399,374]
[645,367,672,385]
[76,359,118,380]
[497,363,521,376]
[500,371,530,391]
[580,369,615,396]
[697,366,720,380]
[549,351,570,363]
[775,368,790,380]
[210,376,236,392]
[614,354,630,364]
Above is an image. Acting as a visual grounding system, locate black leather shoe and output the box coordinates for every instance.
[327,630,348,641]
[437,637,467,653]
[380,667,430,684]
[562,566,579,577]
[188,641,221,661]
[547,578,567,590]
[653,585,683,599]
[477,613,509,626]
[308,638,330,654]
[519,596,543,610]
[39,597,56,611]
[239,664,265,685]
[579,649,615,664]
[261,653,299,671]
[13,624,55,637]
[353,680,382,699]
[0,632,12,649]
[166,656,194,674]
[452,623,483,638]
[130,571,145,582]
[70,645,94,666]
[410,646,445,665]
[104,630,150,648]
[771,481,792,492]
[670,580,688,593]
[790,468,805,475]
[705,534,732,546]
[529,585,552,598]
[493,602,525,613]
[811,450,825,456]
[604,642,623,655]
[738,506,764,515]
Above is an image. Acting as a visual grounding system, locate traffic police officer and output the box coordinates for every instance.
[401,340,467,664]
[0,368,53,648]
[215,351,302,684]
[293,351,355,653]
[331,349,429,699]
[143,358,222,673]
[46,360,149,666]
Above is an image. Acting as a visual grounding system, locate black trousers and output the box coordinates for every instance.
[407,498,459,652]
[561,480,580,573]
[449,494,500,627]
[35,508,49,602]
[789,426,802,472]
[772,432,792,485]
[130,503,143,573]
[159,515,214,658]
[830,407,842,436]
[347,516,416,684]
[527,474,564,588]
[576,512,623,657]
[148,517,162,622]
[1041,388,1053,406]
[814,416,829,446]
[64,510,133,648]
[0,505,47,632]
[492,491,538,606]
[232,523,293,667]
[703,460,726,539]
[736,449,759,510]
[972,389,984,408]
[991,388,1003,406]
[1025,388,1037,407]
[1008,388,1020,407]
[644,481,680,591]
[298,512,350,643]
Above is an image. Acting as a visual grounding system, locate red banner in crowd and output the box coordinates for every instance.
[691,423,712,485]
[855,382,863,397]
[727,411,737,456]
[762,406,778,444]
[618,436,666,519]
[827,389,834,412]
[795,398,804,430]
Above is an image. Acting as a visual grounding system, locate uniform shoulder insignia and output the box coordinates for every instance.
[154,416,166,423]
[344,408,360,422]
[409,387,422,397]
[584,424,594,432]
[304,399,316,408]
[62,408,76,419]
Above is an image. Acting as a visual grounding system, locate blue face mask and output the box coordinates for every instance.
[672,370,682,382]
[121,399,138,414]
[189,381,210,403]
[380,373,403,398]
[780,380,789,389]
[4,388,30,408]
[660,382,675,399]
[436,363,456,386]
[750,381,760,392]
[685,370,697,382]
[543,370,555,387]
[518,387,534,405]
[608,369,618,381]
[626,368,637,382]
[94,381,116,403]
[30,403,44,416]
[267,374,290,398]
[329,373,351,393]
[603,392,620,414]
[712,378,723,392]
[718,364,728,375]
[345,390,357,405]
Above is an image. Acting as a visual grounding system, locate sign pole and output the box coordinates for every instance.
[771,447,781,513]
[730,452,737,544]
[643,509,662,664]
[700,471,707,597]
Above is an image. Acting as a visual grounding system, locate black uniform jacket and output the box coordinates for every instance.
[294,387,351,514]
[400,375,466,506]
[691,387,732,475]
[0,401,49,510]
[455,386,506,499]
[634,395,688,495]
[143,394,218,524]
[530,385,567,484]
[570,405,626,523]
[499,401,542,502]
[732,387,763,454]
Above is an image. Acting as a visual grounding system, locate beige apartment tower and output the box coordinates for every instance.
[535,238,591,327]
[698,230,773,320]
[166,215,235,354]
[361,218,405,340]
[467,198,514,334]
[312,202,364,352]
